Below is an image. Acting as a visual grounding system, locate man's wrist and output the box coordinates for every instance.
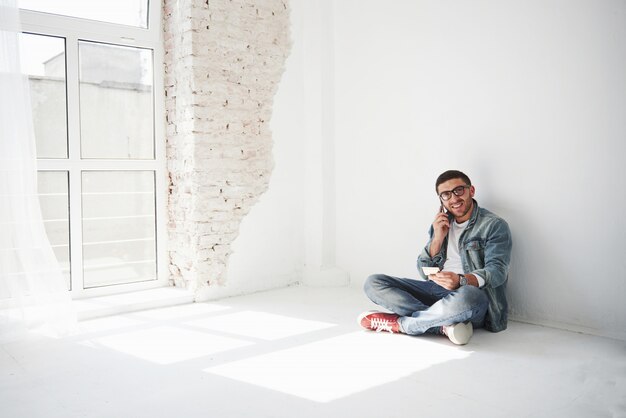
[458,274,468,287]
[470,273,485,288]
[429,238,444,257]
[463,273,481,287]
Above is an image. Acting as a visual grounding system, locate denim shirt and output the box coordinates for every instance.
[417,200,513,332]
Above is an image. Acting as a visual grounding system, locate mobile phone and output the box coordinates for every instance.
[440,204,447,214]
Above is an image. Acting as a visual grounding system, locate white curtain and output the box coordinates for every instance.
[0,0,76,342]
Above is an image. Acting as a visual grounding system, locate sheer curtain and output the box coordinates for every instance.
[0,0,76,341]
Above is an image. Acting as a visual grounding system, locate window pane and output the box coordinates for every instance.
[20,33,68,159]
[82,171,156,288]
[19,0,149,28]
[79,42,154,159]
[37,171,71,290]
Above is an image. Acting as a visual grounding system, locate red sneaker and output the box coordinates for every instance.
[357,311,402,333]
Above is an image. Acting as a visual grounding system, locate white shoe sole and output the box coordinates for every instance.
[446,322,473,345]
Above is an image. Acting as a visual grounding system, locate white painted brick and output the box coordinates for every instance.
[164,0,290,292]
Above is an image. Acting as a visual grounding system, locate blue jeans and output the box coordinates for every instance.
[363,274,489,335]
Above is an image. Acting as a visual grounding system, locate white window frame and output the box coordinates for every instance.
[20,5,168,298]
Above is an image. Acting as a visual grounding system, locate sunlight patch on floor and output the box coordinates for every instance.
[204,331,472,402]
[134,302,231,320]
[80,326,253,364]
[78,315,145,333]
[185,311,337,341]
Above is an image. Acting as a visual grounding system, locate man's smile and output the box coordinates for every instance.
[450,201,463,210]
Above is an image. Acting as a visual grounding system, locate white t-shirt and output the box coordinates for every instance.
[444,219,486,288]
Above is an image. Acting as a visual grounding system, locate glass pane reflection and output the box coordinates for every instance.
[79,41,154,160]
[37,171,71,290]
[20,33,68,159]
[81,171,156,288]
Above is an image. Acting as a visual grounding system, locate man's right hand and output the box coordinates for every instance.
[429,211,449,257]
[432,211,450,240]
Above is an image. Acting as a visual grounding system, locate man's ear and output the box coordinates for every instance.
[469,185,475,198]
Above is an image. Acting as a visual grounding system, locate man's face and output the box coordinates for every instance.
[437,178,475,222]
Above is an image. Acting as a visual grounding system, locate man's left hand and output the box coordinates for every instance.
[429,271,460,290]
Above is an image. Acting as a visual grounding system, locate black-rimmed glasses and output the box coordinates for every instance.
[439,185,470,201]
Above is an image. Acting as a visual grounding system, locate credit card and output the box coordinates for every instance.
[422,267,440,275]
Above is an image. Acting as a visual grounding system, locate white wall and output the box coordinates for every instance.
[222,0,625,340]
[223,0,349,298]
[333,0,626,340]
[216,1,308,298]
[213,99,306,298]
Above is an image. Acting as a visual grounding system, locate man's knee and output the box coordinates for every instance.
[363,274,389,296]
[454,285,488,309]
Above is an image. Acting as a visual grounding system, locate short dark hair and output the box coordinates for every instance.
[435,170,472,193]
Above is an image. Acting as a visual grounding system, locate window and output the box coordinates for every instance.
[37,171,71,289]
[81,171,157,289]
[19,33,68,158]
[19,2,166,297]
[19,0,149,28]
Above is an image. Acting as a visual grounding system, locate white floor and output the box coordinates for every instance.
[1,285,625,418]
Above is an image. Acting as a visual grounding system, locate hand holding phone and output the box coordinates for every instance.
[433,205,450,239]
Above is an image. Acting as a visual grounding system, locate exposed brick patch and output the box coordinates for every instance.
[163,0,291,292]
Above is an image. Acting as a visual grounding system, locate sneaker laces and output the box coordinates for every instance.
[371,317,395,333]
